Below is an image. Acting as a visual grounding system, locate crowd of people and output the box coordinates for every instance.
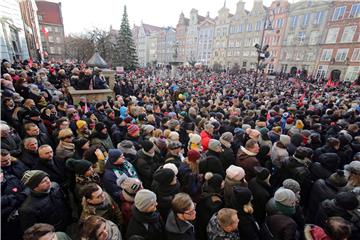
[1,58,360,240]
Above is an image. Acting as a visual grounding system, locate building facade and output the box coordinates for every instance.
[36,0,65,61]
[175,12,189,63]
[19,0,43,61]
[263,0,289,73]
[279,1,330,76]
[137,23,162,66]
[316,1,360,82]
[197,13,215,65]
[0,0,29,61]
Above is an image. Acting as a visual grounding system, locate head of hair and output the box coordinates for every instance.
[81,215,106,240]
[23,223,55,240]
[324,216,352,240]
[1,149,10,156]
[55,117,69,128]
[23,137,37,148]
[81,183,100,200]
[24,122,37,131]
[327,137,340,148]
[217,208,238,228]
[245,139,258,149]
[171,193,193,214]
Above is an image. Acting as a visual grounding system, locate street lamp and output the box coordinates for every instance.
[252,8,275,94]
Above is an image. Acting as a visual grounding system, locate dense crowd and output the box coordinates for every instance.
[1,58,360,240]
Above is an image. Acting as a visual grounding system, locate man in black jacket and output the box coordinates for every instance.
[19,170,71,232]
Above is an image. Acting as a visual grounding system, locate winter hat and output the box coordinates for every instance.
[295,120,304,129]
[335,192,359,210]
[256,120,266,128]
[248,129,260,139]
[233,186,252,206]
[204,172,223,193]
[282,179,301,194]
[168,131,180,141]
[187,150,201,162]
[242,124,251,131]
[168,119,180,130]
[254,166,270,180]
[95,122,106,132]
[208,139,222,152]
[286,118,294,124]
[259,127,269,137]
[138,113,147,121]
[272,126,282,134]
[124,116,133,124]
[28,109,41,117]
[163,163,178,175]
[220,132,233,143]
[155,137,167,151]
[226,165,245,181]
[74,138,89,149]
[134,189,157,212]
[21,170,49,189]
[121,178,142,202]
[142,124,155,135]
[279,134,291,146]
[234,127,245,135]
[153,168,175,185]
[274,188,297,207]
[118,140,134,150]
[58,128,73,139]
[327,170,347,187]
[168,141,182,150]
[108,149,123,164]
[76,120,87,129]
[294,147,308,160]
[189,133,201,144]
[344,161,360,175]
[141,140,154,152]
[66,158,92,175]
[128,124,140,136]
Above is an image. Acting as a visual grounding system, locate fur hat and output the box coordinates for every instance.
[254,166,270,180]
[233,186,252,206]
[220,132,233,143]
[168,131,180,141]
[153,168,175,185]
[142,124,155,135]
[95,122,106,132]
[345,161,360,175]
[168,141,182,150]
[335,192,359,210]
[327,170,347,187]
[226,165,245,181]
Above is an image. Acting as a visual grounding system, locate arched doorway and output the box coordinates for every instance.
[330,69,341,82]
[300,69,308,79]
[290,66,297,76]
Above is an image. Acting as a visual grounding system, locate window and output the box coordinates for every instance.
[242,62,247,67]
[314,11,323,25]
[309,31,319,45]
[287,34,294,45]
[335,48,349,61]
[332,6,346,21]
[351,48,360,61]
[341,26,356,43]
[290,16,297,29]
[56,37,61,43]
[239,24,243,33]
[325,28,340,43]
[302,13,310,26]
[243,51,249,56]
[268,64,274,74]
[349,3,360,18]
[38,15,43,21]
[305,52,314,61]
[247,23,252,32]
[321,49,333,61]
[316,65,328,79]
[344,66,360,81]
[298,32,306,44]
[49,46,56,54]
[48,36,54,42]
[276,18,283,28]
[256,21,262,31]
[57,47,62,54]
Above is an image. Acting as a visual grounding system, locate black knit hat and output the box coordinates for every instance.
[21,170,49,189]
[73,138,89,149]
[66,158,92,175]
[327,170,347,188]
[95,122,106,132]
[141,140,154,152]
[233,186,252,206]
[204,172,223,193]
[153,168,175,185]
[254,166,270,180]
[335,192,359,210]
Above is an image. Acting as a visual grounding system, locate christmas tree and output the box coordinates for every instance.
[114,5,138,70]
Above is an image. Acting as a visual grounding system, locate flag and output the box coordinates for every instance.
[41,27,48,38]
[28,58,33,67]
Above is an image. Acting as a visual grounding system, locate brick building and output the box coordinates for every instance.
[316,1,360,82]
[175,12,189,63]
[36,0,65,61]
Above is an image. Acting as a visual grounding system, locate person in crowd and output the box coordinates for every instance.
[0,123,22,157]
[271,134,291,169]
[219,132,235,171]
[23,223,71,240]
[344,160,360,190]
[73,137,90,159]
[164,140,183,167]
[199,139,225,177]
[56,128,75,164]
[76,120,90,140]
[200,122,214,151]
[19,170,71,232]
[304,216,352,240]
[119,177,142,226]
[206,208,240,240]
[236,139,261,181]
[20,137,40,169]
[80,183,123,226]
[90,122,114,151]
[224,165,247,207]
[81,215,122,240]
[117,140,138,165]
[165,193,196,240]
[126,189,164,240]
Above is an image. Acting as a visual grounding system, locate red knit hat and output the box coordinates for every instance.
[187,150,201,162]
[127,124,140,136]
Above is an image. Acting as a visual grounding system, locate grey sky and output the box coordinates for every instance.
[59,0,287,34]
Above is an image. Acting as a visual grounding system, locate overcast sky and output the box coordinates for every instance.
[59,0,297,35]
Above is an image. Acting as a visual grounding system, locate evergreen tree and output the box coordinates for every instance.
[113,5,138,70]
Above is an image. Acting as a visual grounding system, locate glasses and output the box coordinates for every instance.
[183,203,196,215]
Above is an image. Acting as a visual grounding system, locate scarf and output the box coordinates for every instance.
[60,141,75,150]
[240,146,257,156]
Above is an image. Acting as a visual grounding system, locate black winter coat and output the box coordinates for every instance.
[1,134,22,157]
[265,214,299,240]
[126,207,164,240]
[199,150,225,177]
[135,150,162,189]
[309,153,339,181]
[33,158,69,188]
[237,209,261,240]
[20,150,40,169]
[19,182,71,232]
[248,177,272,223]
[165,211,196,240]
[219,144,235,171]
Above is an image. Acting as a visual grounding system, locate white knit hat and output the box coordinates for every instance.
[226,165,245,181]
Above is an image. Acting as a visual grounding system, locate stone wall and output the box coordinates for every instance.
[68,87,114,104]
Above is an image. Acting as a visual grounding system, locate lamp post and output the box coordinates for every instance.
[252,9,274,94]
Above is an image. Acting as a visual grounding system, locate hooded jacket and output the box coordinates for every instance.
[236,146,260,181]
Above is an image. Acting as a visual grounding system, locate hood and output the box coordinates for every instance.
[165,210,193,234]
[318,153,339,172]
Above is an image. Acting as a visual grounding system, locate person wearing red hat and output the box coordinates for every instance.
[125,124,141,150]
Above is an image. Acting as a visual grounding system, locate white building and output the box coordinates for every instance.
[197,13,215,65]
[1,0,29,61]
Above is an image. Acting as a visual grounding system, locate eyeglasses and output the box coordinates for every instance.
[183,203,196,215]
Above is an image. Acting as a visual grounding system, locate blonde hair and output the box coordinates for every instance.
[171,193,193,214]
[152,129,163,138]
[347,172,360,189]
[217,208,238,228]
[243,202,254,214]
[164,129,171,139]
